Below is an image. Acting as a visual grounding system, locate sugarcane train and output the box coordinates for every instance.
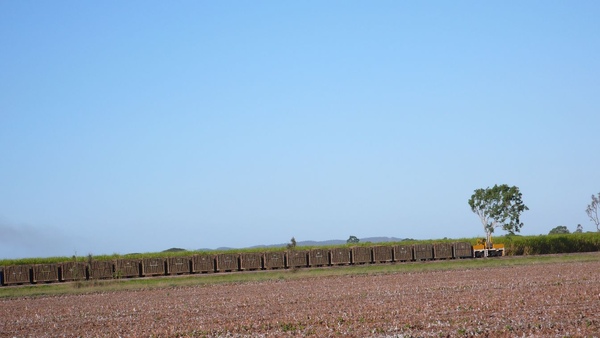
[0,241,504,286]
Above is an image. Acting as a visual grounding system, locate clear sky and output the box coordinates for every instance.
[1,2,599,259]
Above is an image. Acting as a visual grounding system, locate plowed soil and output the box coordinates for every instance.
[2,259,600,337]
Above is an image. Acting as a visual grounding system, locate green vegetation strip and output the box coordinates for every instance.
[2,233,599,266]
[1,252,598,299]
[0,239,494,266]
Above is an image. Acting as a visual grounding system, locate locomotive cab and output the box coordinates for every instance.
[473,243,504,258]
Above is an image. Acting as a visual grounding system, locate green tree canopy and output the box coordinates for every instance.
[549,225,570,235]
[286,237,297,250]
[468,184,529,246]
[347,235,360,244]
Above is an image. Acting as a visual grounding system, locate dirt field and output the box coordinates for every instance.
[2,259,599,337]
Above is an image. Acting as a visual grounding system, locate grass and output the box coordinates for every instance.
[1,251,598,299]
[497,232,600,255]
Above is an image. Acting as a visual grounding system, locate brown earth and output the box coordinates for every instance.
[2,259,600,337]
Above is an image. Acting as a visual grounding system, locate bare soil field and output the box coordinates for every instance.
[2,259,599,337]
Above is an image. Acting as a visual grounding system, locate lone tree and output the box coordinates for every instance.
[286,237,297,250]
[586,192,600,232]
[468,184,529,247]
[575,224,583,233]
[549,225,570,235]
[347,235,360,244]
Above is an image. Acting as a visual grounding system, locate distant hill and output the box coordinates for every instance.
[360,236,406,243]
[249,239,344,248]
[162,247,187,252]
[199,236,407,251]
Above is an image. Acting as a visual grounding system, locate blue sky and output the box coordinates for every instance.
[1,2,599,259]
